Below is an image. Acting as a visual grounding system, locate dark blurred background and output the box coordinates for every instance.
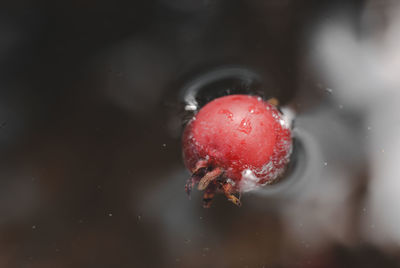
[1,0,400,267]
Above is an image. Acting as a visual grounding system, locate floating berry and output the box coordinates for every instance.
[182,94,292,208]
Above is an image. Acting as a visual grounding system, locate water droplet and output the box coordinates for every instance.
[324,162,328,166]
[108,213,113,217]
[339,104,344,109]
[325,88,333,94]
[238,118,252,134]
[367,126,372,130]
[32,225,36,230]
[218,109,233,120]
[162,143,167,148]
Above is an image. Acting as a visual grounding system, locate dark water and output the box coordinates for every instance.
[1,1,399,267]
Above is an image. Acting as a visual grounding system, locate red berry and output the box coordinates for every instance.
[182,94,292,207]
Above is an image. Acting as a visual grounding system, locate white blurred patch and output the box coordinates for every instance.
[312,10,399,111]
[364,103,400,247]
[280,106,295,129]
[312,0,400,249]
[239,169,261,192]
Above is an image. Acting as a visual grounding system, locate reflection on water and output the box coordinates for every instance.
[0,1,400,267]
